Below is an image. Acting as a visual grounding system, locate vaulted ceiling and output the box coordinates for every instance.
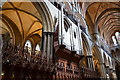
[0,2,42,45]
[84,2,120,46]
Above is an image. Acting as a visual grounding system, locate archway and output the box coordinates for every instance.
[79,33,91,68]
[92,45,107,78]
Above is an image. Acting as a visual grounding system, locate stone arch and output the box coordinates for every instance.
[2,14,22,45]
[32,2,53,32]
[0,17,14,41]
[92,45,106,78]
[26,34,42,50]
[81,33,90,56]
[79,33,91,68]
[31,2,54,60]
[92,46,100,70]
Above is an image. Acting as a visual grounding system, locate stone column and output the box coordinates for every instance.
[112,59,117,80]
[99,62,107,79]
[77,24,81,54]
[59,3,65,45]
[58,10,61,45]
[78,26,83,55]
[50,33,54,62]
[42,32,47,59]
[70,24,73,50]
[91,57,95,70]
[48,32,54,62]
[47,33,51,62]
[86,55,94,70]
[43,32,54,62]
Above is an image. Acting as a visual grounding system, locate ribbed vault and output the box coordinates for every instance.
[85,2,120,46]
[0,2,42,46]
